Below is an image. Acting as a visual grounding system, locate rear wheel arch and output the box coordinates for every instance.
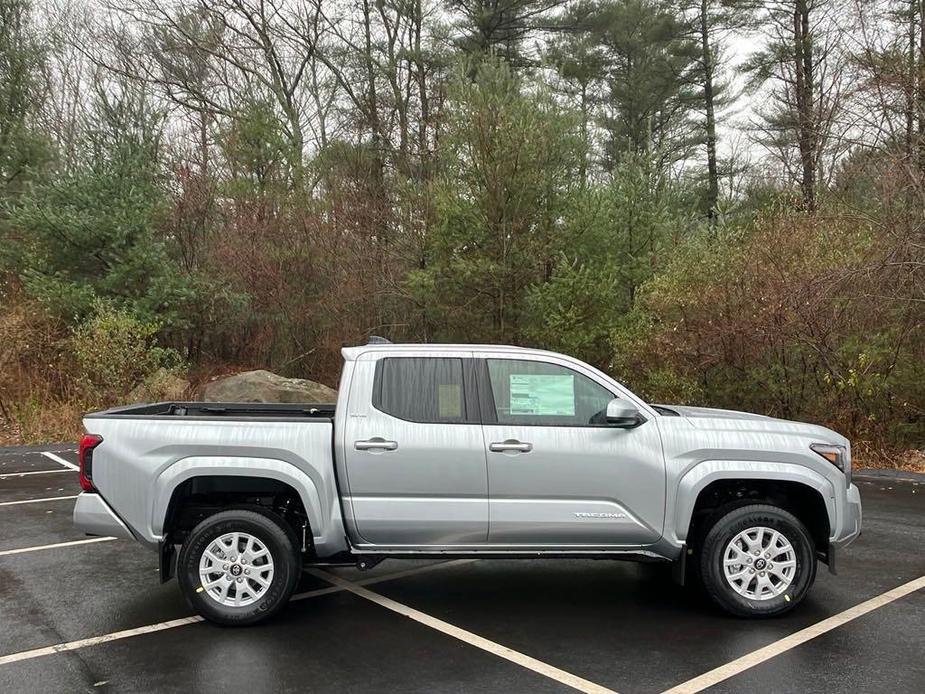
[152,457,327,542]
[162,474,312,552]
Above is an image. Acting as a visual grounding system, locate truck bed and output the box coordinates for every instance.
[87,401,336,420]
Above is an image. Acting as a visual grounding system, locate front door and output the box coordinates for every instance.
[480,357,665,547]
[342,354,489,547]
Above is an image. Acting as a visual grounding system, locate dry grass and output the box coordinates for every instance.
[889,449,925,473]
[0,398,85,446]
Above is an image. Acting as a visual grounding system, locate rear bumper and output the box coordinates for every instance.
[73,492,136,541]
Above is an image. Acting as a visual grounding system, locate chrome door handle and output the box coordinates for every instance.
[489,440,533,453]
[355,437,398,451]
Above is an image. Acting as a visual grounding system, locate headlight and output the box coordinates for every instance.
[810,443,851,483]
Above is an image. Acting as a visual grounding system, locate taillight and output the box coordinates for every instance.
[78,434,103,491]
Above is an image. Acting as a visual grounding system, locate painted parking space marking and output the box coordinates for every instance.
[0,448,76,459]
[308,568,618,694]
[662,573,925,693]
[40,451,78,471]
[0,469,72,479]
[0,617,206,666]
[0,560,474,667]
[0,537,116,557]
[0,495,79,507]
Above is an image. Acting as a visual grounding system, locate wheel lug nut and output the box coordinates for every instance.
[760,571,766,576]
[244,569,250,575]
[231,556,237,562]
[236,577,242,583]
[223,564,229,570]
[750,568,755,573]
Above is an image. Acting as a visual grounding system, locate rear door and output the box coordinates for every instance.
[479,355,665,547]
[341,353,489,547]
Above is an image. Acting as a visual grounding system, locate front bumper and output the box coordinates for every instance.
[831,482,863,550]
[824,483,862,574]
[73,492,136,541]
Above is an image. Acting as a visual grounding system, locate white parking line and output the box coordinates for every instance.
[0,537,116,557]
[0,469,72,479]
[308,568,618,694]
[41,451,78,471]
[0,560,475,667]
[662,573,925,693]
[0,448,76,460]
[0,495,79,507]
[0,617,206,666]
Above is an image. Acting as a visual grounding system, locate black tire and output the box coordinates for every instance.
[177,509,302,626]
[700,504,816,617]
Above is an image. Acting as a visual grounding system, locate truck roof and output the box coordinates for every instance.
[341,342,562,361]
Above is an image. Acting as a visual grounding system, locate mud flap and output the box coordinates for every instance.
[159,538,175,583]
[672,543,688,586]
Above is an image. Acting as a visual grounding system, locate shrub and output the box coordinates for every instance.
[611,206,925,458]
[70,301,185,403]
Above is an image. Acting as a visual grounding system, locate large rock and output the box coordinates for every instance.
[200,369,337,404]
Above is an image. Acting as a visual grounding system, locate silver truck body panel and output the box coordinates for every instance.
[77,416,346,554]
[71,492,136,541]
[339,349,490,546]
[75,342,861,562]
[475,350,664,547]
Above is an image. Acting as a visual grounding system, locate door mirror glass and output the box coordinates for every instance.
[606,398,643,428]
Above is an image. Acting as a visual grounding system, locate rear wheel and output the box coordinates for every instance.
[700,504,816,617]
[178,509,301,626]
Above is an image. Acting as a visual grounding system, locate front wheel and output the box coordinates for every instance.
[700,504,816,617]
[177,509,302,626]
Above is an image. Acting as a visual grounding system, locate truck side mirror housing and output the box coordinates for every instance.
[606,398,643,428]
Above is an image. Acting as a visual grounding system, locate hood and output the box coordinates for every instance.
[654,403,849,448]
[655,404,774,422]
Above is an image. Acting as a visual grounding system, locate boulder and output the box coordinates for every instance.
[199,369,337,404]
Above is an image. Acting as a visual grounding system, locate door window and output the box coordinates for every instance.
[373,357,468,423]
[486,359,614,426]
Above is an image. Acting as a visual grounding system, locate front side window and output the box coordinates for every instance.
[374,357,467,423]
[486,359,614,426]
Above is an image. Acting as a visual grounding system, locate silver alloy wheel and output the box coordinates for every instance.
[198,531,275,607]
[722,526,797,600]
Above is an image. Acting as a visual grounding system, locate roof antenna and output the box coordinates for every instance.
[367,335,392,344]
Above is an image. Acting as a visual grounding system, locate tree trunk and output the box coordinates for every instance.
[794,0,816,211]
[918,0,925,172]
[906,2,917,162]
[700,0,719,224]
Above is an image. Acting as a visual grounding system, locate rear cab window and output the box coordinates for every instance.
[373,357,474,423]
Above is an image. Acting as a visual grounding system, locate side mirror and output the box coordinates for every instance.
[606,398,643,428]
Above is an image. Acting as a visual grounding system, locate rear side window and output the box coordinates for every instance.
[373,358,468,423]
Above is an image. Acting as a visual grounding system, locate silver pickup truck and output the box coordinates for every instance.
[74,340,861,625]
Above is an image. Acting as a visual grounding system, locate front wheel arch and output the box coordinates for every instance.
[683,477,831,561]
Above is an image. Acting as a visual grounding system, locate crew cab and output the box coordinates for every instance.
[74,340,862,625]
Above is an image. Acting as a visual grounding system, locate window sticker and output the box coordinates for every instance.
[509,374,575,416]
[437,383,462,417]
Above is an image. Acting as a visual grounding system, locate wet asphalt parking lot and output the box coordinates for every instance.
[0,445,923,694]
